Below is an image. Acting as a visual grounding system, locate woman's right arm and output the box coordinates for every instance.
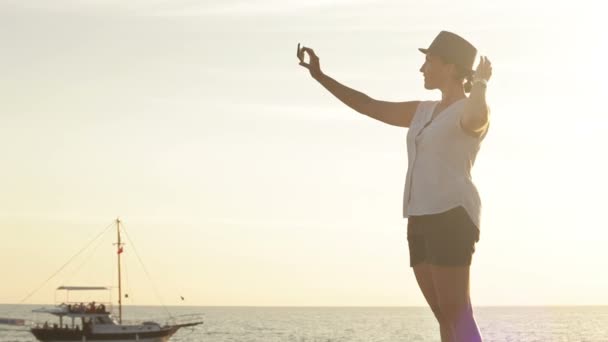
[298,44,419,128]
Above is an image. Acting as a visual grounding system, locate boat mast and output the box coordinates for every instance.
[116,218,123,324]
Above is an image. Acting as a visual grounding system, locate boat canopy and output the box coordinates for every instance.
[57,286,109,291]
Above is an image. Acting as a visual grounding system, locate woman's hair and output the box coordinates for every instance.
[436,54,474,93]
[463,75,473,93]
[454,66,474,93]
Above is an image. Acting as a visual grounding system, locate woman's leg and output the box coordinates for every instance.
[431,265,482,342]
[413,262,454,342]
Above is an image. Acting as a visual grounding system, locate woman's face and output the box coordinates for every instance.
[419,53,454,90]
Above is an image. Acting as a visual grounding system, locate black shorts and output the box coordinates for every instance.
[407,206,480,267]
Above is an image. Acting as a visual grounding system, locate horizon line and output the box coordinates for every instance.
[2,303,608,308]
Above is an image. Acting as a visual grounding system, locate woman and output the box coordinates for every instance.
[297,30,492,342]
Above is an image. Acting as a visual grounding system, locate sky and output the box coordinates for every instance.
[1,0,606,307]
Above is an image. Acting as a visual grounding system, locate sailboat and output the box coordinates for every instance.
[29,219,203,342]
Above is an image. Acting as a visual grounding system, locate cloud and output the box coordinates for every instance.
[2,0,384,16]
[203,216,404,231]
[147,0,383,16]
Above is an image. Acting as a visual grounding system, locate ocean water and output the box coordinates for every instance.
[1,305,607,342]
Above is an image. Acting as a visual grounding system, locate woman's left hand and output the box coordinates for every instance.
[473,56,492,82]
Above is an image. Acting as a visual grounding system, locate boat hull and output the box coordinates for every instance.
[31,327,178,342]
[34,339,169,342]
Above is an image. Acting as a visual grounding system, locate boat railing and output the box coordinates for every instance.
[117,314,203,327]
[115,318,155,326]
[58,302,112,315]
[165,313,205,327]
[32,322,84,331]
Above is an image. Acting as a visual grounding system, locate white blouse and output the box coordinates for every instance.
[403,99,489,229]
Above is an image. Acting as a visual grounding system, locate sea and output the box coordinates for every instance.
[1,305,607,342]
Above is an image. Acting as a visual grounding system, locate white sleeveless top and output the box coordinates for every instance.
[403,99,489,229]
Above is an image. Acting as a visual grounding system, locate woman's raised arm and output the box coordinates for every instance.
[298,44,419,128]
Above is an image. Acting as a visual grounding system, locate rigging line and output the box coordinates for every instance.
[123,248,133,306]
[61,227,110,286]
[120,223,174,320]
[18,221,116,304]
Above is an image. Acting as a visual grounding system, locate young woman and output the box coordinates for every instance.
[297,31,492,342]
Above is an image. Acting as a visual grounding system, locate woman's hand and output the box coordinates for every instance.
[462,56,492,135]
[297,43,322,79]
[473,56,492,82]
